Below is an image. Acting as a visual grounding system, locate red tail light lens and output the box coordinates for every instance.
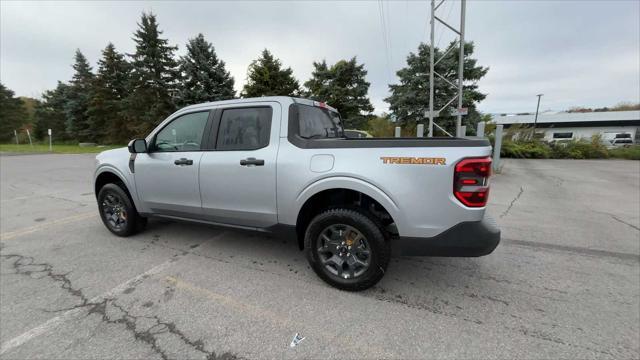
[454,157,492,207]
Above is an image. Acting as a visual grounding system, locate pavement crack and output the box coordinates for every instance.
[368,288,484,325]
[500,186,524,218]
[1,254,90,308]
[85,300,239,360]
[608,214,640,231]
[47,194,87,207]
[1,251,239,359]
[503,238,640,262]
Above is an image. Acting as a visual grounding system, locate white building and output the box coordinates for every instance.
[492,110,640,144]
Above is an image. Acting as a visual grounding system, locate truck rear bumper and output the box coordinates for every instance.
[394,215,500,257]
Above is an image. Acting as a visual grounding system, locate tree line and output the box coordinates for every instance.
[1,12,490,144]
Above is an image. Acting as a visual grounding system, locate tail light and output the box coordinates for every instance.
[454,157,492,207]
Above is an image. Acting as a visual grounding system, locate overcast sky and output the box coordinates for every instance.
[1,0,639,114]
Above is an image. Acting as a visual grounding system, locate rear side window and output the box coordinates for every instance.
[298,105,344,139]
[217,107,272,150]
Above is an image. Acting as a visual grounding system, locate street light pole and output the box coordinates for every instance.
[533,94,543,131]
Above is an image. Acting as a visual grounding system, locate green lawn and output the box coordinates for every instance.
[0,143,124,154]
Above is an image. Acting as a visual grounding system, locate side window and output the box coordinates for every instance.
[216,107,273,150]
[154,111,209,152]
[553,132,573,139]
[298,105,343,139]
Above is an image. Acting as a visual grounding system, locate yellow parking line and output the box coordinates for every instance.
[0,212,96,240]
[166,276,290,327]
[164,276,389,357]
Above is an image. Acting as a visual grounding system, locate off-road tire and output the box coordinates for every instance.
[305,208,391,291]
[97,182,144,237]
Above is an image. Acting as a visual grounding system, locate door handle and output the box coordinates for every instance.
[240,157,264,166]
[174,158,193,166]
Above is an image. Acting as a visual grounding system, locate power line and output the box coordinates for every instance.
[436,0,455,50]
[377,0,393,83]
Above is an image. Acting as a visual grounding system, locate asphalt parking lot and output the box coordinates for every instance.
[1,154,638,359]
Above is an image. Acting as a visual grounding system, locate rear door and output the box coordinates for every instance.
[199,102,280,228]
[134,111,211,217]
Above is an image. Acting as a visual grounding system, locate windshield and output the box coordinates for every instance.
[298,104,344,139]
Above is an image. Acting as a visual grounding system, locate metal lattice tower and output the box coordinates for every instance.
[427,0,466,137]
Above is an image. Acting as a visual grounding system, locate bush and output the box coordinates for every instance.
[366,116,396,137]
[608,146,640,160]
[499,135,639,160]
[501,140,551,159]
[548,136,609,159]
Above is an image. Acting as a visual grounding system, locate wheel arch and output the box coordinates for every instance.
[294,177,402,250]
[94,168,127,194]
[93,167,140,211]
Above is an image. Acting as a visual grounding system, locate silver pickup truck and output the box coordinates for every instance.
[94,97,500,290]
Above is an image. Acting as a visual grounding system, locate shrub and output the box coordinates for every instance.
[608,146,640,160]
[499,136,638,160]
[549,137,609,159]
[501,140,551,159]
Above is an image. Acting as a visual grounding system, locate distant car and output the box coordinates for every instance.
[609,138,634,148]
[344,129,372,138]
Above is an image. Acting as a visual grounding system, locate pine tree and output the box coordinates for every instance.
[64,50,94,141]
[176,34,235,106]
[241,49,300,97]
[0,83,28,142]
[33,82,70,141]
[385,42,488,135]
[87,43,131,143]
[125,12,179,136]
[304,57,374,129]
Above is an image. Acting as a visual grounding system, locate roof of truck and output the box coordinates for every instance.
[181,96,338,113]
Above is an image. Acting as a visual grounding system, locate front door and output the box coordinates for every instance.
[134,111,210,217]
[199,104,279,228]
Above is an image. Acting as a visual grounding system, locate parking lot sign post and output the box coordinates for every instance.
[26,129,33,147]
[493,125,503,171]
[48,129,52,152]
[476,122,485,137]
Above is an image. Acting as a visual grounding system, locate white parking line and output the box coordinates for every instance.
[0,258,177,355]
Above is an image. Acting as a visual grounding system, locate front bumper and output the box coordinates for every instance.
[394,215,500,257]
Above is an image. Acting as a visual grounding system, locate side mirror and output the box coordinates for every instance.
[128,139,147,153]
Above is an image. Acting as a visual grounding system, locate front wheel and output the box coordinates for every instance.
[305,208,391,291]
[98,183,144,237]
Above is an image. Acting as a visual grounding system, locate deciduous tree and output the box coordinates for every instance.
[0,83,28,142]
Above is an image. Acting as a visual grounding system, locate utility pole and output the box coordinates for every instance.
[456,0,466,137]
[533,93,543,130]
[427,0,467,137]
[428,0,435,137]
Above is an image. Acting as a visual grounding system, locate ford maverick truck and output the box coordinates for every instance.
[94,97,500,290]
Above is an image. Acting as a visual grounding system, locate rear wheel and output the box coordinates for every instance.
[305,208,390,291]
[98,183,144,237]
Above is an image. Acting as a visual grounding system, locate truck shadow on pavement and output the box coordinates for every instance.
[134,219,489,306]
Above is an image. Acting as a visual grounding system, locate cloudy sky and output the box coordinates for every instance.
[1,0,638,114]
